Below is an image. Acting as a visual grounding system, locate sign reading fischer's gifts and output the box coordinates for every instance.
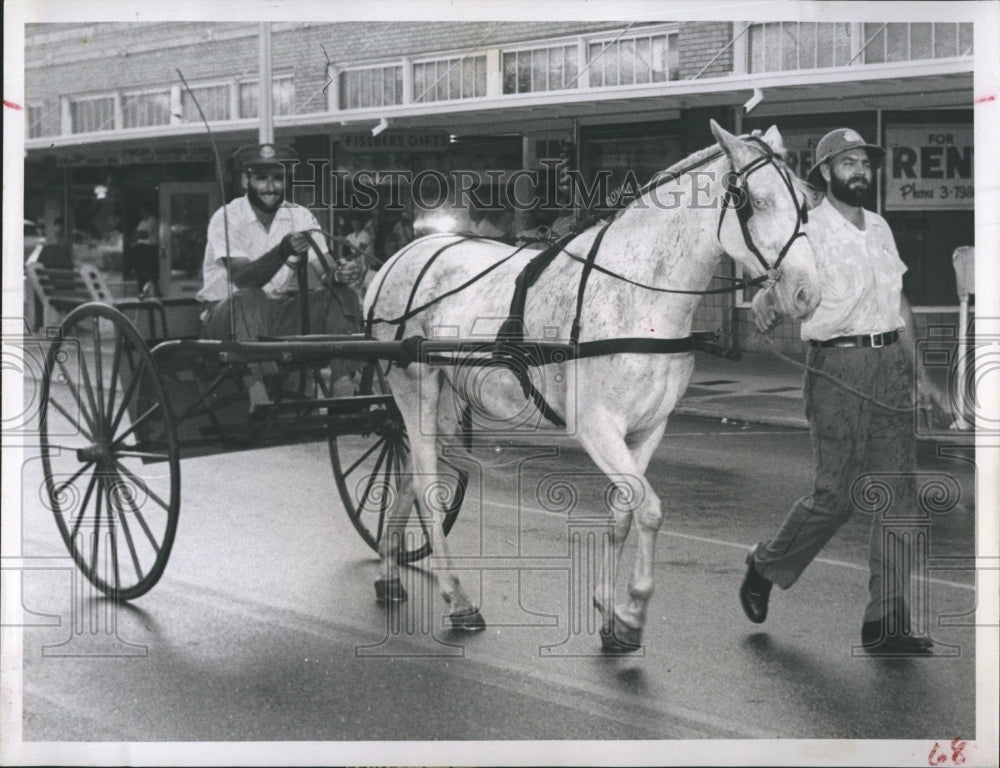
[339,131,451,153]
[885,125,973,210]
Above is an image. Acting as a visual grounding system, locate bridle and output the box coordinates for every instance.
[716,136,809,284]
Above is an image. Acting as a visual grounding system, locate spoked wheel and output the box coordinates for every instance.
[328,361,469,564]
[39,303,180,600]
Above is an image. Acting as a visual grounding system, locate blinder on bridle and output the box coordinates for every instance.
[716,136,809,283]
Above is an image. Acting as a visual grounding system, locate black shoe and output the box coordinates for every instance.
[861,618,934,655]
[739,547,772,624]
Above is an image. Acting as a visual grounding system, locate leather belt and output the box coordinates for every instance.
[809,330,899,349]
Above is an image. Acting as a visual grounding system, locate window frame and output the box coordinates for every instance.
[337,62,405,110]
[237,73,296,119]
[744,20,974,75]
[411,52,489,103]
[69,93,117,134]
[27,102,47,138]
[179,79,233,123]
[120,86,174,129]
[500,41,581,95]
[583,24,680,88]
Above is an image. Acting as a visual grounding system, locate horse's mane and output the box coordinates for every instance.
[573,131,810,234]
[601,141,727,225]
[634,133,816,212]
[649,141,726,185]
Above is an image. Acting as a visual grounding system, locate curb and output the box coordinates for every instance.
[673,403,808,430]
[673,403,974,444]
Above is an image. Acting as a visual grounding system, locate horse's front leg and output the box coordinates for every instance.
[579,422,666,652]
[593,500,633,642]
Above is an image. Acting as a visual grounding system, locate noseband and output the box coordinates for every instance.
[716,137,809,282]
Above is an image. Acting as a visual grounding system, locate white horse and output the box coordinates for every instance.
[363,120,820,650]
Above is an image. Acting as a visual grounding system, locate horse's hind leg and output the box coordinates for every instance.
[375,469,417,602]
[388,369,485,631]
[578,422,666,652]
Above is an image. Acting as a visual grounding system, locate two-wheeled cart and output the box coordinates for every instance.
[37,300,481,599]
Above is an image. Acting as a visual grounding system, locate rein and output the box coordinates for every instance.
[758,336,916,415]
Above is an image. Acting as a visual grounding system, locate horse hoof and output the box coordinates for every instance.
[374,577,407,603]
[600,623,643,653]
[448,607,486,632]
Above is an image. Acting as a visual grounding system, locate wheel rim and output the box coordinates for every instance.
[39,304,180,600]
[328,363,467,564]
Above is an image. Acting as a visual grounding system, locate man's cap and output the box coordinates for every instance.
[806,128,884,188]
[233,142,298,171]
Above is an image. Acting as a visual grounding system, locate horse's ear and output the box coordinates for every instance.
[760,125,788,157]
[710,118,757,167]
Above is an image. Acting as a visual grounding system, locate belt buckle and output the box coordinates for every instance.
[871,333,884,349]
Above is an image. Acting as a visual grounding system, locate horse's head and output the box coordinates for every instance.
[710,120,821,321]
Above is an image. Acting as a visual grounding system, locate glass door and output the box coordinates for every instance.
[158,182,221,297]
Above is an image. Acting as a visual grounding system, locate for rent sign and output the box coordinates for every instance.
[885,125,973,210]
[773,129,820,180]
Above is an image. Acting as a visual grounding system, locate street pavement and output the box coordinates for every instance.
[10,412,979,756]
[5,341,986,764]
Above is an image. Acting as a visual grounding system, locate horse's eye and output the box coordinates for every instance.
[752,197,768,211]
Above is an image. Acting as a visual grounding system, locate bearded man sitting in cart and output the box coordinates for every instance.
[197,143,364,407]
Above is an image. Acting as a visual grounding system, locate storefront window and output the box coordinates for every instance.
[884,120,974,307]
[333,133,521,254]
[71,96,115,134]
[69,182,124,272]
[750,22,852,72]
[413,55,488,102]
[27,104,46,138]
[502,45,578,94]
[579,122,681,213]
[238,76,295,118]
[122,90,172,129]
[181,84,230,122]
[588,31,677,86]
[864,23,973,64]
[339,65,404,110]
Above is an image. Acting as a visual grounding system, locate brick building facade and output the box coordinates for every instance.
[23,20,975,351]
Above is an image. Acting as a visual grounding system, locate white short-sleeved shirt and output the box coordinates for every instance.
[196,196,328,303]
[799,197,907,341]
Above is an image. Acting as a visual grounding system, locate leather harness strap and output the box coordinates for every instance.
[392,240,465,342]
[496,232,576,342]
[490,218,616,428]
[570,220,614,345]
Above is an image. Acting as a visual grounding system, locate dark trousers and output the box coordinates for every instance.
[754,342,917,623]
[203,285,363,387]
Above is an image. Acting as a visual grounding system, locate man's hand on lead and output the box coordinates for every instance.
[751,287,783,333]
